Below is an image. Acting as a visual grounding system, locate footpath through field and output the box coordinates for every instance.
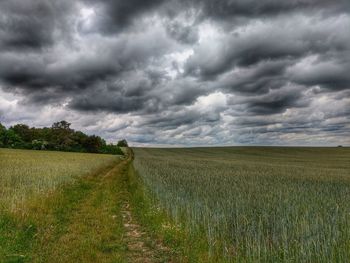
[21,151,172,262]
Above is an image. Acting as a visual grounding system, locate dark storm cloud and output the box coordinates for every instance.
[218,60,291,94]
[165,22,199,44]
[0,23,175,108]
[0,0,349,146]
[80,0,349,34]
[68,70,166,114]
[0,52,118,91]
[0,53,119,103]
[70,90,147,113]
[245,88,306,115]
[82,0,166,33]
[289,58,350,91]
[190,0,349,20]
[143,106,222,130]
[223,84,310,116]
[185,13,350,81]
[0,0,74,51]
[161,78,207,106]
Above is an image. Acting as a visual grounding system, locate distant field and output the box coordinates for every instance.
[133,147,350,262]
[0,148,119,210]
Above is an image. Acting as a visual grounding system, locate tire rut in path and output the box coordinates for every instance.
[121,202,171,263]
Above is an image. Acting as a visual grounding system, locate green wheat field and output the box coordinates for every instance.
[0,148,119,211]
[133,147,350,262]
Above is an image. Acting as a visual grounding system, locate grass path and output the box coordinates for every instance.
[1,152,175,263]
[36,162,127,263]
[36,155,173,263]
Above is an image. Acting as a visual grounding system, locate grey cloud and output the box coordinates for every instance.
[0,0,75,51]
[246,92,304,115]
[0,52,119,91]
[226,85,309,115]
[79,0,349,35]
[70,88,147,113]
[0,24,175,109]
[218,60,291,94]
[142,99,224,130]
[288,59,350,91]
[146,111,220,130]
[82,0,166,33]
[161,78,207,106]
[189,0,349,21]
[185,14,350,80]
[184,34,300,80]
[166,22,199,44]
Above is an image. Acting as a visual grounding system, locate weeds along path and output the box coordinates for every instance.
[29,153,172,263]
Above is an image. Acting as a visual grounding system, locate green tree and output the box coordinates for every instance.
[0,121,124,155]
[117,139,128,147]
[51,121,74,150]
[0,123,6,147]
[3,129,22,147]
[84,135,104,153]
[10,124,33,142]
[70,131,89,152]
[52,120,71,130]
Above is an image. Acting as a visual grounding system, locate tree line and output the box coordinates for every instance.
[0,120,128,155]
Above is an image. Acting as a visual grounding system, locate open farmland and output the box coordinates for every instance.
[1,146,350,262]
[0,148,119,211]
[133,147,350,262]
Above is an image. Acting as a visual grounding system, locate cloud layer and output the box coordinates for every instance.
[0,0,349,146]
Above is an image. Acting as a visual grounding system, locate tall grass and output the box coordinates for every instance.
[0,148,119,211]
[133,147,350,262]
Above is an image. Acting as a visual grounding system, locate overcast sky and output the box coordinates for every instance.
[0,0,349,146]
